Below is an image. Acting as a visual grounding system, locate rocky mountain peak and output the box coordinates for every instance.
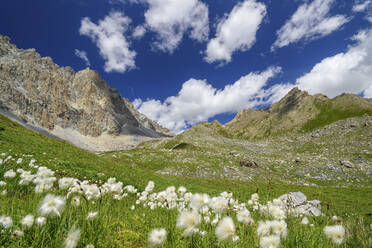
[224,87,372,140]
[0,34,173,152]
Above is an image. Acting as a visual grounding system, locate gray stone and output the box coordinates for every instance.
[339,160,354,168]
[240,159,259,168]
[279,192,307,207]
[279,192,322,216]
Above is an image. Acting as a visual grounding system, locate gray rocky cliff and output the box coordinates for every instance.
[0,35,172,152]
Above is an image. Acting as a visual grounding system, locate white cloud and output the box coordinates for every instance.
[205,0,266,64]
[79,11,136,73]
[352,0,372,12]
[296,28,372,98]
[142,0,209,53]
[132,25,146,39]
[365,85,372,97]
[272,0,349,50]
[134,67,293,133]
[74,49,90,66]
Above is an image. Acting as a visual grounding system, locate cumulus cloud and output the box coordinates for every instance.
[134,67,293,133]
[272,0,349,50]
[140,0,209,53]
[132,25,146,39]
[296,28,372,98]
[74,49,90,66]
[365,85,372,97]
[79,11,136,73]
[205,0,266,64]
[352,0,372,12]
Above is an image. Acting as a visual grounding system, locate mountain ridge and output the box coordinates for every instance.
[0,35,173,152]
[182,87,372,140]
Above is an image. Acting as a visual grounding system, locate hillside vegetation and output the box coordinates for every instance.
[1,113,371,247]
[223,88,372,139]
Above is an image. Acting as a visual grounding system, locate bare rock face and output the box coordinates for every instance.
[239,159,259,168]
[0,35,172,152]
[279,192,322,216]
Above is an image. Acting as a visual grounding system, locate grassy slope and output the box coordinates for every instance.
[0,114,371,247]
[301,101,372,132]
[1,114,370,214]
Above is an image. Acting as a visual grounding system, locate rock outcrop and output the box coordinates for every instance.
[0,35,172,152]
[224,87,372,140]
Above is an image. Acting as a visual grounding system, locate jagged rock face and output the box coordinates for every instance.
[0,35,172,151]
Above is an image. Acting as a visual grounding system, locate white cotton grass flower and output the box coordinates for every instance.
[269,205,286,220]
[86,211,98,220]
[58,177,75,190]
[301,217,309,225]
[148,228,167,247]
[12,229,24,237]
[85,244,95,248]
[215,217,236,241]
[324,225,345,245]
[177,186,186,195]
[190,193,210,210]
[260,235,280,248]
[1,189,6,196]
[36,216,47,226]
[82,184,101,200]
[257,221,271,237]
[176,210,201,236]
[65,226,81,248]
[251,193,259,202]
[39,194,66,217]
[21,214,34,228]
[71,196,81,207]
[210,196,229,213]
[145,181,155,192]
[0,181,6,186]
[0,215,13,229]
[270,220,287,238]
[3,169,16,178]
[232,235,240,242]
[237,209,254,224]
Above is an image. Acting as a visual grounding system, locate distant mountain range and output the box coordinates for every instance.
[182,87,372,140]
[1,34,371,152]
[0,35,172,152]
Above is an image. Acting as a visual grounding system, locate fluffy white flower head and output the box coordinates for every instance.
[86,211,98,220]
[324,225,345,245]
[0,215,13,229]
[176,210,201,235]
[39,194,66,217]
[215,217,235,241]
[260,235,280,248]
[148,228,167,247]
[65,226,81,248]
[21,214,34,228]
[301,217,309,225]
[36,216,47,226]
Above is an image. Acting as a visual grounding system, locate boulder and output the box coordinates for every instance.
[240,159,258,168]
[279,192,322,216]
[339,160,354,168]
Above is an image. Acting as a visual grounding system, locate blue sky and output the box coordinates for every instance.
[1,0,372,133]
